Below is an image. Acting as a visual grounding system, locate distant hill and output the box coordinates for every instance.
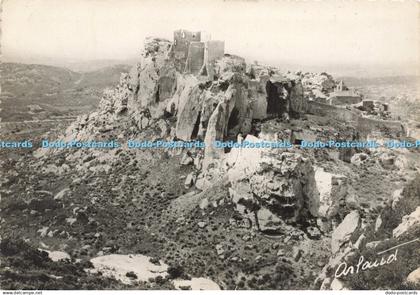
[62,59,136,72]
[75,64,133,89]
[0,62,132,122]
[0,63,79,98]
[339,75,418,88]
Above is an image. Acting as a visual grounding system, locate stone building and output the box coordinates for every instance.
[173,29,225,75]
[201,40,225,77]
[185,41,205,75]
[173,29,201,71]
[328,90,362,106]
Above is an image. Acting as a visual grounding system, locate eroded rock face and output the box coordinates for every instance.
[57,35,309,165]
[131,38,177,118]
[315,168,348,219]
[393,206,420,238]
[175,83,204,140]
[225,136,319,230]
[289,80,307,115]
[249,151,319,223]
[203,102,230,168]
[302,72,339,98]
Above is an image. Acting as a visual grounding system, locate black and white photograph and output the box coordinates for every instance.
[0,0,419,292]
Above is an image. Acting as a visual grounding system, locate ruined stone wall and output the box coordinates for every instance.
[307,101,406,138]
[173,30,201,72]
[357,117,406,138]
[328,93,362,106]
[206,40,225,62]
[307,101,360,122]
[185,42,205,75]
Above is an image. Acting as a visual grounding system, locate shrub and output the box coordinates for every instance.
[167,264,184,279]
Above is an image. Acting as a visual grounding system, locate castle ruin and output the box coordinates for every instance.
[173,29,225,75]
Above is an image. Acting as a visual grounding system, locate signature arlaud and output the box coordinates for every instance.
[335,238,419,278]
[335,249,398,278]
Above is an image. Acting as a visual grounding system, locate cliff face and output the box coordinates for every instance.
[66,38,307,152]
[59,36,324,232]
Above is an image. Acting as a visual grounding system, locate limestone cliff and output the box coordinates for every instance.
[65,37,308,160]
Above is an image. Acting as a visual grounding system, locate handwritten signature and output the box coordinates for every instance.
[335,238,419,278]
[335,249,398,278]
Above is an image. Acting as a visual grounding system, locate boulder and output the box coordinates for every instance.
[256,208,285,233]
[248,151,319,223]
[184,173,197,189]
[374,215,383,232]
[292,247,303,262]
[315,167,347,218]
[353,234,366,250]
[54,188,70,200]
[393,206,420,238]
[330,278,347,290]
[307,226,322,239]
[379,152,396,169]
[42,250,71,262]
[345,187,360,210]
[331,211,361,253]
[365,241,381,250]
[407,267,420,285]
[180,153,194,166]
[391,189,404,210]
[350,153,369,166]
[226,137,319,226]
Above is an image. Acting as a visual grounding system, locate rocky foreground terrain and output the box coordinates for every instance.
[1,37,419,290]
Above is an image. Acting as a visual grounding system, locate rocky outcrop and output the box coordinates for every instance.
[175,82,203,140]
[331,211,361,253]
[289,80,307,115]
[56,34,311,169]
[393,206,420,238]
[407,267,420,285]
[131,38,177,118]
[249,151,318,223]
[223,136,319,232]
[256,207,286,233]
[315,168,348,219]
[301,72,340,101]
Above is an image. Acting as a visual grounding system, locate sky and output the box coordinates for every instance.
[1,0,419,76]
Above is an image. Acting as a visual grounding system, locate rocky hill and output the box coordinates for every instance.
[1,34,419,290]
[0,63,131,123]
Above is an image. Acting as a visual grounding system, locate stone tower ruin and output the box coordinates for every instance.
[173,29,225,76]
